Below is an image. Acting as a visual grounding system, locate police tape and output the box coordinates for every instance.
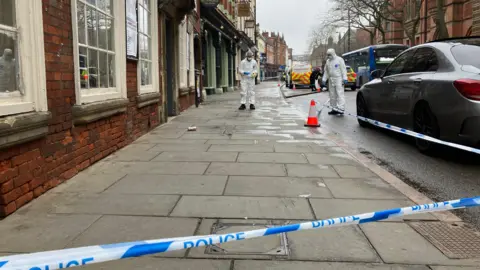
[315,100,480,155]
[1,197,480,269]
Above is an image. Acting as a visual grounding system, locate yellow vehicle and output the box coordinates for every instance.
[345,65,357,91]
[286,62,312,89]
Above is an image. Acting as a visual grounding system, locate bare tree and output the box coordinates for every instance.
[434,0,449,39]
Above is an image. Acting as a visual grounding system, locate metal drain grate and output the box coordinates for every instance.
[205,222,289,257]
[410,222,480,259]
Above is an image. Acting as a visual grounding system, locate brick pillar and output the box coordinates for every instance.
[474,0,480,35]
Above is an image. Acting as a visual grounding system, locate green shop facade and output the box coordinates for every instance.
[200,3,254,96]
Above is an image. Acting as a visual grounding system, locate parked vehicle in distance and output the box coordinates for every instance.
[345,65,357,91]
[356,37,480,153]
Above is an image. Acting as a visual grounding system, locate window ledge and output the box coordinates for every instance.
[137,92,161,108]
[179,87,193,96]
[0,112,51,150]
[72,98,129,125]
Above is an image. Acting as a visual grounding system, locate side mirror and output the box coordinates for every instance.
[370,69,384,79]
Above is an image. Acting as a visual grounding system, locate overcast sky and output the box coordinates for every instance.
[257,0,333,55]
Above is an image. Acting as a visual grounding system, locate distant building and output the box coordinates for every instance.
[262,31,289,78]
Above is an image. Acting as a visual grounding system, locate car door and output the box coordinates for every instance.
[373,50,415,120]
[393,47,439,127]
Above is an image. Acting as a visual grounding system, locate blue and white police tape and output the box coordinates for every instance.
[315,100,480,155]
[1,197,479,270]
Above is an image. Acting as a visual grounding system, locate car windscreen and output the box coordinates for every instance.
[451,44,480,69]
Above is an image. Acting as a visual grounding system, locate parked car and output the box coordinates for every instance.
[356,37,480,153]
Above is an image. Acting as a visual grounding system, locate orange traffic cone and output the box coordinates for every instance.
[293,84,296,90]
[304,100,321,127]
[278,83,280,87]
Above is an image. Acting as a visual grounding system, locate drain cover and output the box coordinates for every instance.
[205,222,289,257]
[409,222,480,259]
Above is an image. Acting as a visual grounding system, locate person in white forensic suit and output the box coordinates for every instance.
[322,48,348,115]
[238,50,257,110]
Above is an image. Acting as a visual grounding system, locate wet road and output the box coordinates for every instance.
[288,89,480,229]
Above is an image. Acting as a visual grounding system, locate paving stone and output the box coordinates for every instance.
[170,196,313,219]
[52,172,126,193]
[153,152,238,162]
[287,226,380,262]
[180,133,229,140]
[224,176,332,198]
[144,131,185,139]
[69,216,198,258]
[324,178,408,199]
[273,143,316,153]
[305,153,358,165]
[361,222,471,265]
[78,258,231,269]
[205,139,271,145]
[148,143,210,152]
[106,174,227,195]
[188,219,287,259]
[309,199,437,221]
[50,193,179,216]
[205,162,286,176]
[106,147,162,161]
[237,153,307,163]
[234,261,430,270]
[208,144,274,152]
[430,267,480,270]
[87,161,210,175]
[333,165,377,178]
[286,164,340,178]
[133,139,207,144]
[230,134,294,140]
[0,214,100,252]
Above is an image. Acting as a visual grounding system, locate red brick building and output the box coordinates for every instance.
[0,0,195,217]
[262,31,288,77]
[379,0,473,45]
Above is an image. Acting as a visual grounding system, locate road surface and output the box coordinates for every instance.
[288,89,480,229]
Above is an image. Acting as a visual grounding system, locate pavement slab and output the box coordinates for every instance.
[286,164,340,178]
[86,161,210,175]
[0,214,100,252]
[205,139,273,145]
[153,151,238,162]
[305,153,358,165]
[148,143,211,152]
[78,258,231,269]
[224,176,332,198]
[287,225,380,262]
[323,178,408,200]
[69,216,198,258]
[309,199,437,221]
[52,172,126,193]
[49,193,179,216]
[361,222,480,266]
[105,174,227,195]
[133,138,207,144]
[237,152,308,163]
[333,165,378,178]
[170,196,313,219]
[205,162,286,176]
[234,261,430,270]
[208,144,274,152]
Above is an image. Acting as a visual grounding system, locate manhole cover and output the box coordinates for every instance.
[409,222,480,259]
[205,222,289,257]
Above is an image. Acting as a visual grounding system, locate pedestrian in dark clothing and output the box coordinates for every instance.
[310,67,321,92]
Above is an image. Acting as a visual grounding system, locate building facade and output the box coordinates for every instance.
[0,0,196,217]
[256,28,267,82]
[262,32,289,78]
[379,0,473,45]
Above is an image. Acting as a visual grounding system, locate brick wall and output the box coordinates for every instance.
[179,92,196,112]
[0,0,161,217]
[473,0,480,35]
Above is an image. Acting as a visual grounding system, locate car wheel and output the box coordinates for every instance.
[356,94,370,127]
[413,103,440,154]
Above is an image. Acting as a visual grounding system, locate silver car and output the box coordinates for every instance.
[356,37,480,153]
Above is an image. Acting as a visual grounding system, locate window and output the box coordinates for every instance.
[0,0,47,116]
[383,50,415,77]
[72,0,126,104]
[411,47,438,72]
[138,0,159,94]
[178,18,187,88]
[451,45,480,69]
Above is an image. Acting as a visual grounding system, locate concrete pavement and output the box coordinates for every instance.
[1,82,480,269]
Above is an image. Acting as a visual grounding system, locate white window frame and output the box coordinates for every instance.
[178,17,187,89]
[138,0,159,95]
[0,0,47,116]
[71,0,127,105]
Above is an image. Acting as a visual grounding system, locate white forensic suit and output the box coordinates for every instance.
[238,58,257,105]
[322,49,347,113]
